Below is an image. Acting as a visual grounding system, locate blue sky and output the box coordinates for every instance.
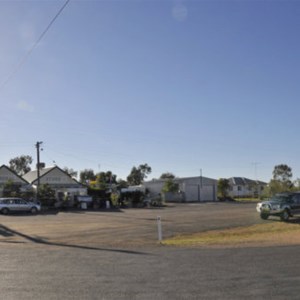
[1,0,300,182]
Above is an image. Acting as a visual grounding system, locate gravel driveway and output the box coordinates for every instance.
[0,202,262,248]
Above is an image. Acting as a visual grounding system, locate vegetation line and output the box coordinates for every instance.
[162,223,300,247]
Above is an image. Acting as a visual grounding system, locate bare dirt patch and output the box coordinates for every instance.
[0,203,298,249]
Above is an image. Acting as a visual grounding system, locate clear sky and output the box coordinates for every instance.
[1,0,300,183]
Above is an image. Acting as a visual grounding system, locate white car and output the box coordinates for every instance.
[0,198,41,215]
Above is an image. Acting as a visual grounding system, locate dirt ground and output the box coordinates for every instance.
[0,202,269,248]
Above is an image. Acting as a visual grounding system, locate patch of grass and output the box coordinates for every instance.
[234,197,260,202]
[162,222,300,247]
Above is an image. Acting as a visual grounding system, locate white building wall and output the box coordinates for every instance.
[0,168,26,185]
[39,168,76,185]
[143,176,217,202]
[0,166,31,196]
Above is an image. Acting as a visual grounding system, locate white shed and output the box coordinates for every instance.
[143,176,218,202]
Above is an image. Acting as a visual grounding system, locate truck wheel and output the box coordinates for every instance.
[280,209,290,222]
[260,213,269,220]
[1,208,9,215]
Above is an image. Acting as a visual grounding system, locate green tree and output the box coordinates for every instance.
[272,164,292,184]
[127,163,152,185]
[160,172,175,180]
[79,169,96,184]
[96,172,107,190]
[217,178,230,198]
[293,178,300,191]
[38,184,56,206]
[161,179,179,193]
[262,164,294,197]
[95,171,117,190]
[2,180,21,197]
[264,179,286,196]
[117,179,128,189]
[9,155,33,176]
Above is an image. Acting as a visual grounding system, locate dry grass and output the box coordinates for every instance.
[162,222,300,247]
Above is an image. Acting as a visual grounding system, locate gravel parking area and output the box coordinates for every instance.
[2,202,300,300]
[0,202,262,248]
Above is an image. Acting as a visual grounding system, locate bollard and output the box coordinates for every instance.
[106,200,110,209]
[157,216,162,242]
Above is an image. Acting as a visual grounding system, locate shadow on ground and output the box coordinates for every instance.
[267,217,300,224]
[0,207,126,217]
[0,224,151,256]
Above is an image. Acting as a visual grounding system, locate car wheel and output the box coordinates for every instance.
[2,208,9,215]
[280,209,290,222]
[260,213,269,220]
[31,207,38,214]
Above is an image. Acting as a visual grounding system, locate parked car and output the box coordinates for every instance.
[256,192,300,221]
[0,198,41,215]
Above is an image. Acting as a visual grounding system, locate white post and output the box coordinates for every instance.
[157,216,162,242]
[106,200,110,209]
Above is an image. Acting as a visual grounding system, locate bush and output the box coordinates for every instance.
[38,184,56,207]
[110,192,119,207]
[121,191,144,207]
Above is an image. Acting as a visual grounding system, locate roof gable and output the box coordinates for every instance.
[23,166,83,186]
[0,165,30,185]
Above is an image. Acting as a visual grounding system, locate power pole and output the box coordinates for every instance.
[36,141,43,195]
[198,168,203,202]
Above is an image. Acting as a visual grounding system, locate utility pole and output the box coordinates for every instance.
[36,141,43,196]
[198,168,203,202]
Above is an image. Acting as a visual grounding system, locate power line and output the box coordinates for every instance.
[0,0,71,91]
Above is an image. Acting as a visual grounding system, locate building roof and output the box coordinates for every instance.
[23,165,83,186]
[0,165,30,185]
[146,175,217,184]
[229,177,267,186]
[23,167,53,183]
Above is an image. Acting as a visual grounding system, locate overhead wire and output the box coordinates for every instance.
[0,0,71,91]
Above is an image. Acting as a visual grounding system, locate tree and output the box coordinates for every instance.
[38,184,56,206]
[293,178,300,190]
[162,179,179,193]
[263,179,286,197]
[79,169,96,184]
[160,172,175,180]
[95,171,117,190]
[63,167,78,178]
[2,180,21,197]
[127,163,152,185]
[272,164,293,184]
[9,155,33,176]
[217,178,230,198]
[263,164,294,197]
[117,179,128,189]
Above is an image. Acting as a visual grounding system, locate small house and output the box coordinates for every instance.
[228,177,267,198]
[23,165,87,204]
[0,165,32,197]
